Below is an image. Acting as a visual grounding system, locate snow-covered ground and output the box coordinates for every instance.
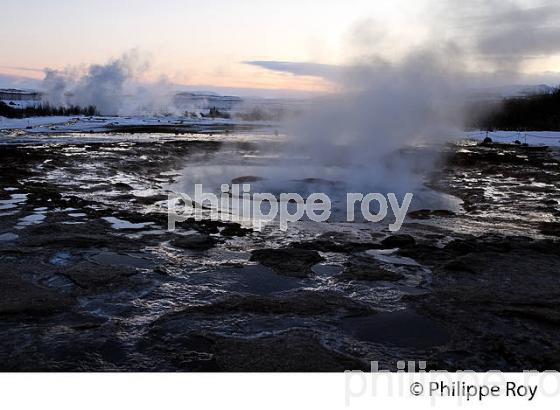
[459,130,560,147]
[0,114,274,135]
[2,113,560,148]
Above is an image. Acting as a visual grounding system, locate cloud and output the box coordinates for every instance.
[438,1,560,64]
[0,65,45,73]
[247,1,560,87]
[243,61,343,81]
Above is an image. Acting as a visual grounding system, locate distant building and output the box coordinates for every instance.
[0,88,43,102]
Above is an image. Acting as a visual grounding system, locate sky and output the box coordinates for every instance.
[1,0,560,96]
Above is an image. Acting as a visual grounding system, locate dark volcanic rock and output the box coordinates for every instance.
[178,219,250,237]
[443,239,478,255]
[5,129,560,372]
[171,234,217,250]
[381,234,416,249]
[212,330,366,371]
[162,289,374,318]
[59,262,137,289]
[408,244,560,371]
[539,222,560,237]
[407,209,432,219]
[132,194,170,205]
[432,209,455,217]
[220,223,251,237]
[489,304,560,325]
[146,290,375,362]
[442,236,516,256]
[442,258,476,273]
[250,248,324,277]
[408,209,455,219]
[145,290,373,371]
[290,239,377,253]
[289,230,380,253]
[113,182,133,191]
[231,175,264,184]
[145,329,366,371]
[341,256,404,282]
[0,272,74,316]
[19,221,134,249]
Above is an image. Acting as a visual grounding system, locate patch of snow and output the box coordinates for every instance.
[102,216,154,230]
[459,130,560,147]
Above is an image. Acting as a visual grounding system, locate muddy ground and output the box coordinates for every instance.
[0,133,559,371]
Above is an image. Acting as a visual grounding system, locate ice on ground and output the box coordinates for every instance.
[0,114,274,136]
[102,216,155,230]
[365,249,421,266]
[16,212,47,228]
[0,193,28,210]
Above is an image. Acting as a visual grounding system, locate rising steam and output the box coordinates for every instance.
[41,51,177,115]
[246,0,560,205]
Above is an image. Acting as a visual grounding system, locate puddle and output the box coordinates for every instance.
[0,232,19,242]
[365,249,421,266]
[0,211,18,217]
[38,274,76,290]
[49,251,74,266]
[192,265,303,296]
[0,193,28,210]
[341,310,449,348]
[89,251,154,269]
[16,212,47,228]
[102,216,154,230]
[125,229,168,239]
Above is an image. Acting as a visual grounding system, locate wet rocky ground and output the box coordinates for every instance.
[0,133,559,371]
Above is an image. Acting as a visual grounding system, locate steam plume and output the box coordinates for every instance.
[248,0,560,203]
[41,51,177,115]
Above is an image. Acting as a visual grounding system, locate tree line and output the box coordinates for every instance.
[0,101,98,118]
[469,88,560,131]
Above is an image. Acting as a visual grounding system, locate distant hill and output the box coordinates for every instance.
[469,84,557,101]
[172,91,242,112]
[468,87,560,131]
[0,73,42,90]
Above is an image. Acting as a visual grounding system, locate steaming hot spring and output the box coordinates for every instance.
[168,138,464,229]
